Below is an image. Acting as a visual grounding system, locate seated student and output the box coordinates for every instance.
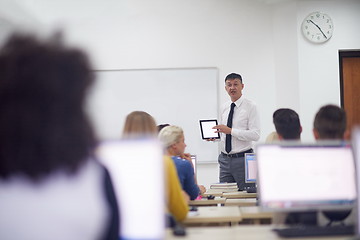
[122,111,189,223]
[265,108,301,144]
[158,125,206,200]
[0,33,119,240]
[273,108,302,140]
[313,104,352,225]
[313,104,348,140]
[271,108,307,225]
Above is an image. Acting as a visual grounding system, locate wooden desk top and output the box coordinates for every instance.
[202,189,223,197]
[183,206,241,225]
[203,188,239,197]
[189,197,226,206]
[166,225,352,240]
[239,206,273,220]
[225,198,257,207]
[222,191,257,199]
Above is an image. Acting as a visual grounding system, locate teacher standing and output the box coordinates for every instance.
[213,73,260,190]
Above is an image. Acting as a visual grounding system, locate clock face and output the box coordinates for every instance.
[301,12,333,43]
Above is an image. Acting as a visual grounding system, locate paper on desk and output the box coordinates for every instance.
[187,211,199,217]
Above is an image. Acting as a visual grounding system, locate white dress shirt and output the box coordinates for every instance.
[219,96,260,154]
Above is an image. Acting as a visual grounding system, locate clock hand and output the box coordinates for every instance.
[307,20,327,39]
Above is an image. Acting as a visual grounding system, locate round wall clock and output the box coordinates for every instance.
[301,12,334,43]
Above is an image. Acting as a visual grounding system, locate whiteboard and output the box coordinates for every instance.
[86,68,219,162]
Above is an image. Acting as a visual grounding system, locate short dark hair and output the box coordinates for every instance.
[0,33,96,181]
[157,124,170,133]
[225,73,242,83]
[273,108,301,140]
[313,105,346,139]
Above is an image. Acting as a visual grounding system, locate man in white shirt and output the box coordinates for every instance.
[213,73,260,190]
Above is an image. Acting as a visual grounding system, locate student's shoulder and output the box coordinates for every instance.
[164,155,173,165]
[172,156,192,168]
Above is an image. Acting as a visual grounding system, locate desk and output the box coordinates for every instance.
[203,188,238,197]
[202,189,224,197]
[225,198,257,207]
[183,206,242,226]
[189,197,226,206]
[166,225,351,240]
[222,191,257,199]
[239,206,273,224]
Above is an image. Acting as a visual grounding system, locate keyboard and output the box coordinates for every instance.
[273,225,355,238]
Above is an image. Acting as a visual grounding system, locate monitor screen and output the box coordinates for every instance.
[191,155,197,175]
[352,128,360,236]
[245,153,257,183]
[257,142,356,212]
[96,139,165,240]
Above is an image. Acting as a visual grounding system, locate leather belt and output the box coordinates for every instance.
[221,148,253,158]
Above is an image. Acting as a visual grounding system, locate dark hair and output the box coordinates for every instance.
[225,73,243,83]
[0,33,96,181]
[313,104,346,139]
[157,124,170,133]
[273,108,301,140]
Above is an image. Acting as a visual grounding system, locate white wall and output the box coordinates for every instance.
[272,2,300,112]
[1,0,359,187]
[296,0,360,141]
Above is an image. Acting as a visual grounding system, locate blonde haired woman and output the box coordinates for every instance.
[159,125,206,200]
[122,111,158,138]
[122,111,189,223]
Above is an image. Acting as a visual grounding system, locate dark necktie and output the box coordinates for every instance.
[225,103,236,153]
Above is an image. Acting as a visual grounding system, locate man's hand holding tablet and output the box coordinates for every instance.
[210,123,232,142]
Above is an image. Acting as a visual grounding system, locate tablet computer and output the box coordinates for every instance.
[199,119,220,140]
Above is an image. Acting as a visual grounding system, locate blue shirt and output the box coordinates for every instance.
[171,156,200,200]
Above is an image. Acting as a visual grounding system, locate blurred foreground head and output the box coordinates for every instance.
[0,32,95,181]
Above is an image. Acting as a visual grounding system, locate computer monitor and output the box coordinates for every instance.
[96,139,165,240]
[245,153,257,183]
[190,154,197,175]
[352,128,360,236]
[257,142,356,212]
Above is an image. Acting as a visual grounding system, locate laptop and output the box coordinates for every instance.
[244,153,257,184]
[352,128,360,236]
[96,139,165,240]
[190,155,197,176]
[256,142,356,212]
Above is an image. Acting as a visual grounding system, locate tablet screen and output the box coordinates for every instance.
[199,119,220,139]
